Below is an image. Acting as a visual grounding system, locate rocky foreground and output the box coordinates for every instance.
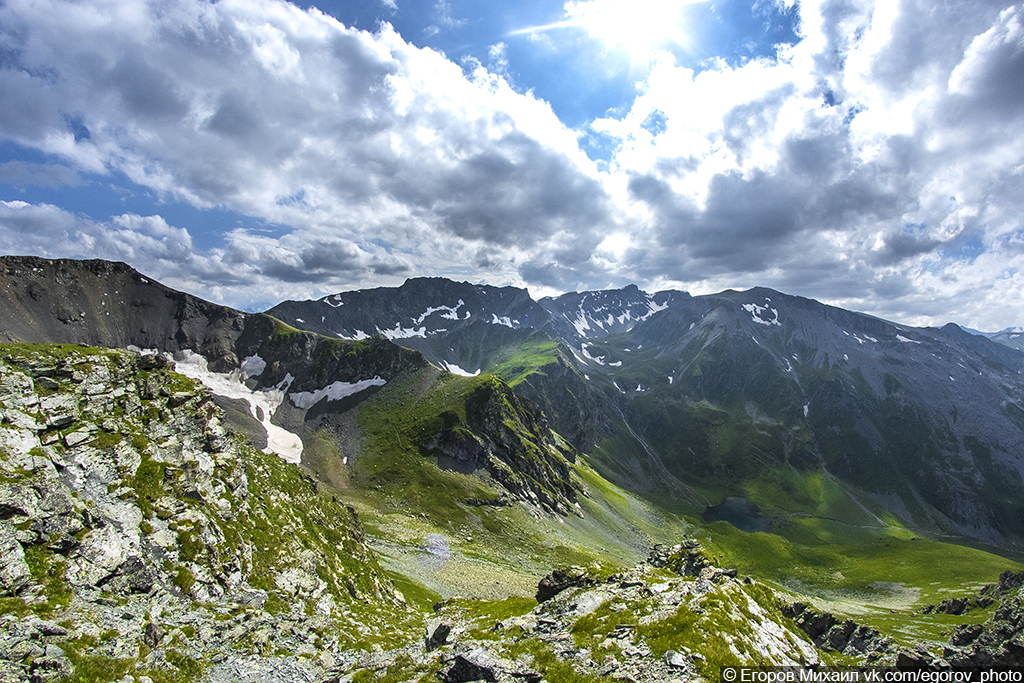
[2,343,1024,683]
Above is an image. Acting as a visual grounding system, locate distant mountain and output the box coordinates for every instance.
[0,257,582,518]
[959,325,1024,352]
[277,278,1024,544]
[988,327,1024,352]
[4,256,1024,546]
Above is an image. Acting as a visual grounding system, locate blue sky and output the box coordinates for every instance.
[1,0,1023,330]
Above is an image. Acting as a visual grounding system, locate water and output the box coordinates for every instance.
[702,496,770,533]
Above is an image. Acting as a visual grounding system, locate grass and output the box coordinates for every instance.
[481,337,560,387]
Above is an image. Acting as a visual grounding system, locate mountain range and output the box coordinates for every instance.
[267,274,1024,545]
[2,254,1024,681]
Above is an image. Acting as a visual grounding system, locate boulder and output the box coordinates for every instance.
[536,566,597,603]
[0,522,31,595]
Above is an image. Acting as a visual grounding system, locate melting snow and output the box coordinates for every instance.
[322,294,344,308]
[609,361,622,367]
[568,309,592,337]
[440,361,479,377]
[414,300,464,324]
[240,355,267,377]
[337,329,370,340]
[289,377,387,409]
[580,345,605,365]
[490,314,515,328]
[377,323,427,339]
[896,335,920,344]
[295,318,305,324]
[174,351,302,464]
[742,302,780,326]
[648,299,669,314]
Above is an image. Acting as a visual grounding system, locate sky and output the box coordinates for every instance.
[0,0,1022,331]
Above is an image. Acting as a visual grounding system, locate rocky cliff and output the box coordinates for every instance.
[0,344,415,682]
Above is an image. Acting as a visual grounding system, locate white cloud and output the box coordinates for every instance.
[0,0,1023,330]
[588,0,1024,330]
[0,0,609,288]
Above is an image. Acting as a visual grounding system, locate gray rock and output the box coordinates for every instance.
[426,622,451,652]
[0,523,31,595]
[536,566,597,603]
[144,622,165,648]
[99,556,155,595]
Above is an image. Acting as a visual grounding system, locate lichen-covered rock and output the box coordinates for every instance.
[0,523,31,595]
[0,344,416,681]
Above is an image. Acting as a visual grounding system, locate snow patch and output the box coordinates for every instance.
[322,294,344,308]
[568,309,592,337]
[295,318,305,324]
[609,361,622,367]
[580,345,605,365]
[490,314,515,328]
[742,302,780,326]
[174,351,302,464]
[440,361,479,377]
[377,323,427,339]
[896,335,920,344]
[240,355,267,377]
[414,300,464,324]
[289,377,387,409]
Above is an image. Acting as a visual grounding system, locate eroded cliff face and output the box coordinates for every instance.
[419,376,583,517]
[0,344,414,682]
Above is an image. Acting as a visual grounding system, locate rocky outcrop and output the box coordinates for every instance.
[316,543,819,682]
[940,571,1024,667]
[0,256,247,371]
[782,602,893,659]
[535,565,599,603]
[0,344,413,682]
[420,376,582,516]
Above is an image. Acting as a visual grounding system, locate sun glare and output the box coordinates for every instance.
[567,0,682,57]
[511,0,706,63]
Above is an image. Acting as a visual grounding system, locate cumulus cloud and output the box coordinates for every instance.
[0,0,610,294]
[588,0,1024,329]
[0,0,1023,329]
[0,200,396,309]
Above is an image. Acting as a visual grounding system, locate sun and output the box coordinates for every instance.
[510,0,705,62]
[564,0,695,59]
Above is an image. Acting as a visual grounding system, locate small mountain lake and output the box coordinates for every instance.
[702,496,770,533]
